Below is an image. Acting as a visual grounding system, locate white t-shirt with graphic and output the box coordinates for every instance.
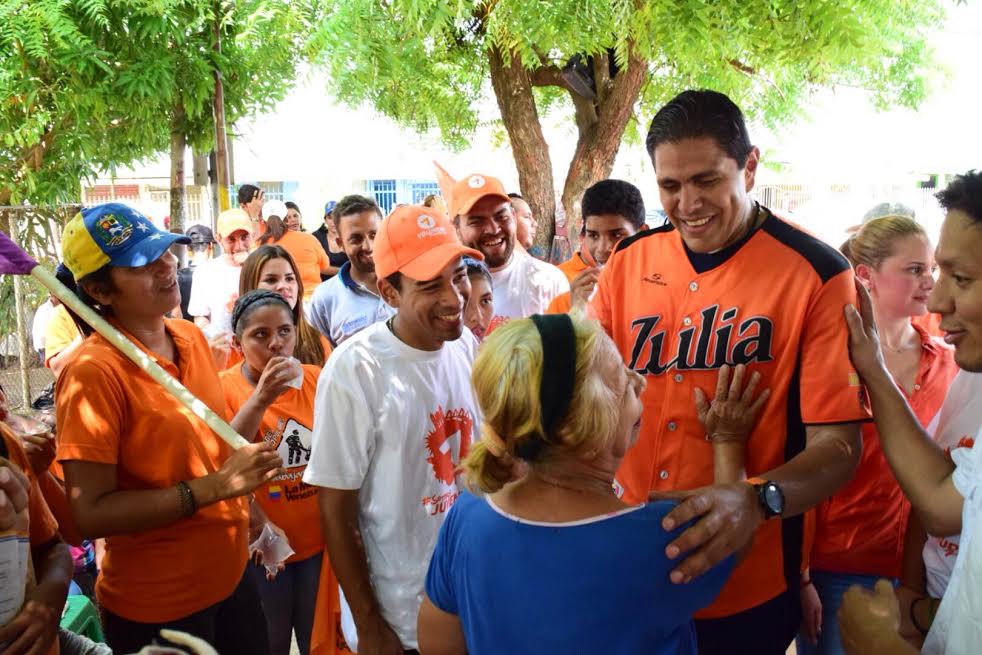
[488,251,569,331]
[187,256,242,337]
[304,321,480,651]
[924,370,982,598]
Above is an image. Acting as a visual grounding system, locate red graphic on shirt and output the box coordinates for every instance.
[424,407,473,485]
[944,435,975,458]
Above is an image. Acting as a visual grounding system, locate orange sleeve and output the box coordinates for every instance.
[546,292,572,315]
[799,268,870,424]
[1,429,58,546]
[590,256,615,336]
[44,306,80,367]
[313,235,330,270]
[55,357,126,464]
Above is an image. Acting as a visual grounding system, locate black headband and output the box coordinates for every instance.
[516,314,577,459]
[231,289,292,334]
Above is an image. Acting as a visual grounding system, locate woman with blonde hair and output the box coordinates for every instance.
[239,245,331,366]
[795,216,958,654]
[417,314,766,654]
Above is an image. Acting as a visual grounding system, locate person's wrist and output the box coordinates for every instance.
[741,480,767,523]
[188,474,221,507]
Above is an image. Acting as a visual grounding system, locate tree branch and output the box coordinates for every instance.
[728,58,756,75]
[529,64,568,89]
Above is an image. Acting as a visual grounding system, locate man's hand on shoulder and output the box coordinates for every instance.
[653,481,764,583]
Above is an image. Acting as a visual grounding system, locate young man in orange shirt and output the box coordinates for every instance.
[547,179,646,314]
[592,90,866,653]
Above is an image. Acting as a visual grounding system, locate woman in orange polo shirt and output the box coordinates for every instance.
[796,216,959,655]
[220,290,335,655]
[258,201,331,302]
[54,203,284,654]
[240,245,331,365]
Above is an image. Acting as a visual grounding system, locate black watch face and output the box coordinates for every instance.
[763,483,784,516]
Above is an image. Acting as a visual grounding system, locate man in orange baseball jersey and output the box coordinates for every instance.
[593,90,866,654]
[547,179,647,314]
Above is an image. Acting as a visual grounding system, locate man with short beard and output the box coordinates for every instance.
[188,208,254,337]
[454,174,568,332]
[308,194,395,346]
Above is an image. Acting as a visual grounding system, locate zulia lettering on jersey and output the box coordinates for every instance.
[629,305,774,375]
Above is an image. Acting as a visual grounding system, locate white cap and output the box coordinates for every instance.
[262,199,288,220]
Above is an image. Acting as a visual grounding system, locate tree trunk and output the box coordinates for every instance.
[561,53,647,250]
[170,107,188,233]
[487,46,556,258]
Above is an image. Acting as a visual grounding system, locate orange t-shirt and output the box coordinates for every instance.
[43,305,80,368]
[55,318,248,623]
[811,325,958,577]
[1,425,59,655]
[276,231,330,301]
[546,292,573,315]
[592,209,869,618]
[220,364,324,562]
[556,250,592,284]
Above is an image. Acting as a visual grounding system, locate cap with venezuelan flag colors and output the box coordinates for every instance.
[374,204,483,281]
[61,203,190,281]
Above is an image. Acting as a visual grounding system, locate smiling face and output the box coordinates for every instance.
[337,209,381,276]
[653,136,759,253]
[222,230,253,266]
[928,210,982,371]
[456,197,516,269]
[596,334,646,458]
[256,257,299,310]
[464,274,494,340]
[380,257,471,351]
[234,304,297,378]
[858,234,935,320]
[583,214,638,266]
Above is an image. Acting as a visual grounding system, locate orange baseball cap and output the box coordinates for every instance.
[375,204,483,281]
[448,173,511,219]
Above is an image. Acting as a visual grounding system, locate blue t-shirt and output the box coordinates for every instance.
[425,492,734,655]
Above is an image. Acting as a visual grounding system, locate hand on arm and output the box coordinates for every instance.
[318,488,404,655]
[657,418,860,584]
[845,281,962,535]
[63,442,284,539]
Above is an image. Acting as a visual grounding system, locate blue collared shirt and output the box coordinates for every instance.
[307,261,396,346]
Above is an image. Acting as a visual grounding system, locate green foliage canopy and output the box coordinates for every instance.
[0,0,314,206]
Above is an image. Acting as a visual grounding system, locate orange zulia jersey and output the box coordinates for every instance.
[592,206,869,619]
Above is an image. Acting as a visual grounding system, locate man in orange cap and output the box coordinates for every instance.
[452,174,568,333]
[305,204,483,654]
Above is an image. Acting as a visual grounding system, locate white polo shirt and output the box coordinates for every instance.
[307,261,395,346]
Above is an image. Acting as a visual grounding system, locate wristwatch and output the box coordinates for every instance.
[747,477,785,519]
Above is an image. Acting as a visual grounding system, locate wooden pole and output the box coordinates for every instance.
[212,1,231,212]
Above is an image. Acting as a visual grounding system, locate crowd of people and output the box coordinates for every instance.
[4,87,980,655]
